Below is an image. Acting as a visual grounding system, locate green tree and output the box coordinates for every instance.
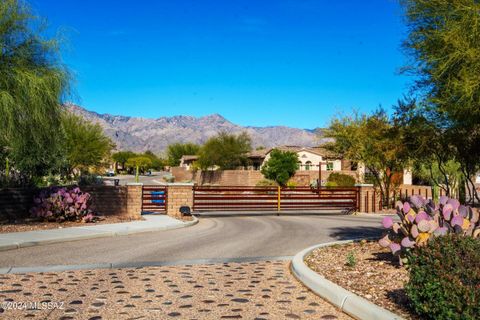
[61,112,114,175]
[112,151,136,171]
[324,109,408,206]
[197,132,252,170]
[126,156,152,176]
[143,150,165,170]
[166,143,200,167]
[261,149,299,187]
[414,160,462,199]
[393,98,461,197]
[0,0,70,184]
[401,0,480,203]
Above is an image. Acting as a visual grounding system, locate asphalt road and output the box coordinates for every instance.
[103,171,169,185]
[0,215,384,268]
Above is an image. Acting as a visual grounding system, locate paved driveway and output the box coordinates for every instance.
[0,261,353,320]
[0,215,383,268]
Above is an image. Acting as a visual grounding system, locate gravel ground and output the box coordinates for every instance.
[0,261,351,320]
[305,241,417,320]
[0,216,144,234]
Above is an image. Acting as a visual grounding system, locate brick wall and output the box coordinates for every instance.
[0,188,35,221]
[82,186,128,217]
[125,184,143,218]
[171,167,359,187]
[358,185,376,213]
[166,183,194,218]
[85,184,143,218]
[0,185,143,221]
[293,170,359,186]
[193,170,264,186]
[171,167,194,182]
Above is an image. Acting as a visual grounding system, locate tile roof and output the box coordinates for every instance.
[266,145,339,159]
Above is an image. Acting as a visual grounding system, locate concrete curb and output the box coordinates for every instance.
[0,216,198,252]
[291,240,404,320]
[1,255,292,274]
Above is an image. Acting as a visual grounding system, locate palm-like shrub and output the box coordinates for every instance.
[30,187,96,222]
[379,195,480,263]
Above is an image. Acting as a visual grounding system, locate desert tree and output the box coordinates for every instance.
[261,149,299,187]
[197,132,252,170]
[0,0,70,184]
[61,112,114,176]
[166,143,200,167]
[401,0,480,203]
[324,109,409,207]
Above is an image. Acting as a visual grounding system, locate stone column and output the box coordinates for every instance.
[126,183,143,218]
[167,183,194,218]
[356,184,375,213]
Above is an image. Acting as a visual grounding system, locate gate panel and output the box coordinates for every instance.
[193,186,359,212]
[193,186,277,211]
[142,185,167,214]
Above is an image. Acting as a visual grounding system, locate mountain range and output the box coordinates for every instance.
[67,104,325,154]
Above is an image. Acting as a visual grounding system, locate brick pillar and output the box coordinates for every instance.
[356,184,375,213]
[126,183,143,218]
[167,183,194,218]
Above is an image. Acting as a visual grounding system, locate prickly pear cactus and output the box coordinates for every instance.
[379,195,480,263]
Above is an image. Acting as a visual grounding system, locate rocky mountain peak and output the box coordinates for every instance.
[66,105,323,154]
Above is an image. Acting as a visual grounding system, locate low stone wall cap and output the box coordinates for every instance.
[126,183,144,186]
[168,183,194,186]
[355,183,374,187]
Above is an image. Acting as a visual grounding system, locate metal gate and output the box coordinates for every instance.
[142,185,167,214]
[193,186,359,212]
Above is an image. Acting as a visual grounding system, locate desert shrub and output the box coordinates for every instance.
[405,235,480,320]
[325,181,338,187]
[163,175,175,183]
[78,174,103,186]
[326,172,355,187]
[286,181,296,189]
[256,179,277,187]
[30,187,96,222]
[345,251,357,267]
[379,195,480,264]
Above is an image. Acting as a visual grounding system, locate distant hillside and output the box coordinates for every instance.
[67,104,327,154]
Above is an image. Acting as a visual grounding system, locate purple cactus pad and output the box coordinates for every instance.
[451,215,464,227]
[401,237,416,248]
[382,216,394,229]
[389,243,401,255]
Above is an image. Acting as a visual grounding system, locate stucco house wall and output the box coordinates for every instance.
[263,148,343,172]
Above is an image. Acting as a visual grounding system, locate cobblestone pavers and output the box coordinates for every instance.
[0,261,351,319]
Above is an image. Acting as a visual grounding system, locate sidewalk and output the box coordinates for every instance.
[0,215,198,252]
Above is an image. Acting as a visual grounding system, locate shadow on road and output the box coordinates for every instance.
[194,211,347,218]
[329,226,383,240]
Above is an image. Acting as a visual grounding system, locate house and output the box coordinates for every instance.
[179,151,268,171]
[262,146,352,172]
[246,150,268,170]
[262,146,414,186]
[179,146,352,172]
[179,155,198,170]
[177,146,413,186]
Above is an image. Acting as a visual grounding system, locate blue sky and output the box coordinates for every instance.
[33,0,409,129]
